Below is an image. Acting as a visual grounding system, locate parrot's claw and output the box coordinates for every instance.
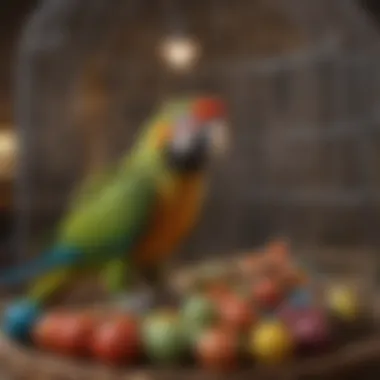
[110,290,156,315]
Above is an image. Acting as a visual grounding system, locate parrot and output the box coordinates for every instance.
[0,95,229,341]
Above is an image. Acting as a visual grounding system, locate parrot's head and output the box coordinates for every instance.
[163,96,229,173]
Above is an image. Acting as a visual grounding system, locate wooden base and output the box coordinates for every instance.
[0,332,379,380]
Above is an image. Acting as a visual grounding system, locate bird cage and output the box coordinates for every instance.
[12,0,380,266]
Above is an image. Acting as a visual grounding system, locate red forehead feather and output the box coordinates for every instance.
[192,97,226,122]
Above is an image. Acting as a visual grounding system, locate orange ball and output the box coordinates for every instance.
[196,326,240,372]
[217,295,255,332]
[91,315,141,366]
[32,312,65,351]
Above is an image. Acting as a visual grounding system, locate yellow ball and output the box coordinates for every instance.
[249,320,294,364]
[326,285,359,322]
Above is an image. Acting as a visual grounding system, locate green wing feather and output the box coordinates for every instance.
[67,167,119,210]
[60,97,191,252]
[57,154,163,264]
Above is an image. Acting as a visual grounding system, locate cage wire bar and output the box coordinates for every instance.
[12,0,380,264]
[13,0,138,261]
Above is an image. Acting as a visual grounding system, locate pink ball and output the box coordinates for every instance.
[279,307,331,354]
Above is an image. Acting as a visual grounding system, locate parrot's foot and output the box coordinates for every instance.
[2,299,43,343]
[110,289,156,315]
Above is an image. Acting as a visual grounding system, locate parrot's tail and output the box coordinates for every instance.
[0,245,81,287]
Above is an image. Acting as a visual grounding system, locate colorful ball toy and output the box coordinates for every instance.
[141,311,188,365]
[249,319,294,364]
[196,326,240,372]
[2,299,43,343]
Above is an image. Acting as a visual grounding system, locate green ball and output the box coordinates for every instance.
[181,295,217,322]
[180,294,218,347]
[142,314,188,364]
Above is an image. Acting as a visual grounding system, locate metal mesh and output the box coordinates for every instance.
[12,0,380,262]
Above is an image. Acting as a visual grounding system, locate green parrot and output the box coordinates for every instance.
[1,96,229,342]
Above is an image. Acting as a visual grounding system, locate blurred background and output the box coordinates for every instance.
[0,0,380,266]
[0,0,36,264]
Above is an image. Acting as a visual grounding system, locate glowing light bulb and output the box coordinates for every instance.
[159,35,201,71]
[0,130,17,156]
[0,129,18,179]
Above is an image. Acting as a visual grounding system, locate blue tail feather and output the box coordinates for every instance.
[0,245,82,287]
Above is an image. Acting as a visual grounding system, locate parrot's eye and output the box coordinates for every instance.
[164,127,209,173]
[164,114,227,173]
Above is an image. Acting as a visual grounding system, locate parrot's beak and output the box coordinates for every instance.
[210,120,229,158]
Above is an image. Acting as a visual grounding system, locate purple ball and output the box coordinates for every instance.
[279,307,331,353]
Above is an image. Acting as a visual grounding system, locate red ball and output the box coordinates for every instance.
[217,295,255,332]
[252,278,282,310]
[32,312,65,351]
[33,312,97,357]
[195,326,240,372]
[91,315,141,366]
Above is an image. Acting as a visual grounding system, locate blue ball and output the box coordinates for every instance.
[289,288,313,309]
[2,299,42,342]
